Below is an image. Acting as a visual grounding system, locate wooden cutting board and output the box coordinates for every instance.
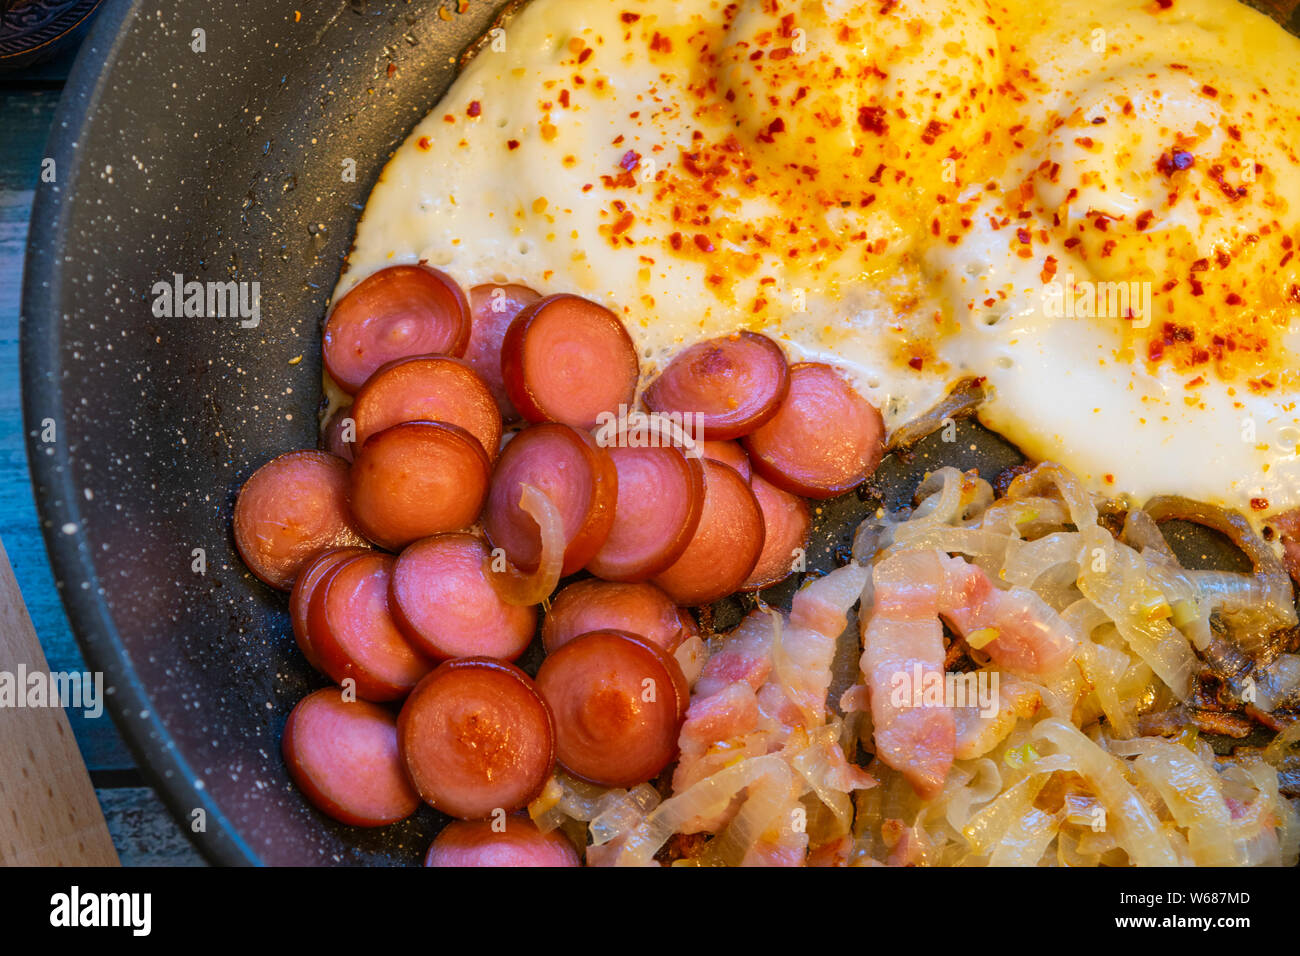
[0,535,118,865]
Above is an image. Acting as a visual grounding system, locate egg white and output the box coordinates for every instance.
[336,0,1300,525]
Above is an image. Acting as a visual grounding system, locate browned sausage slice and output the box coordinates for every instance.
[323,265,471,394]
[308,552,432,701]
[233,450,367,591]
[321,405,355,462]
[501,294,639,429]
[351,355,502,459]
[390,533,537,662]
[586,445,704,582]
[349,421,491,551]
[424,816,580,867]
[743,474,811,590]
[542,579,696,654]
[652,459,764,606]
[643,331,789,440]
[482,423,616,577]
[282,687,420,827]
[399,658,556,820]
[467,284,541,423]
[742,362,885,499]
[535,630,686,788]
[290,546,370,670]
[700,439,752,482]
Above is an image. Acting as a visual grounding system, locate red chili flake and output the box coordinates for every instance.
[1189,278,1205,296]
[507,139,520,150]
[649,32,671,53]
[1191,258,1209,272]
[1136,210,1155,231]
[1091,116,1107,125]
[1064,237,1081,249]
[417,136,432,151]
[1201,85,1218,98]
[612,211,635,234]
[1227,125,1242,141]
[920,120,947,145]
[467,101,481,117]
[1074,137,1095,148]
[908,356,924,370]
[1103,474,1115,485]
[559,89,570,108]
[1164,322,1194,343]
[868,164,886,184]
[1156,149,1194,176]
[386,62,397,78]
[693,233,713,252]
[1184,375,1205,388]
[1251,497,1269,512]
[1226,293,1243,305]
[1016,228,1031,244]
[1207,163,1247,201]
[769,47,792,61]
[1102,239,1117,258]
[621,11,641,22]
[620,150,641,171]
[1148,340,1165,361]
[579,47,594,63]
[1289,284,1300,303]
[857,106,887,135]
[669,232,683,250]
[1156,0,1173,9]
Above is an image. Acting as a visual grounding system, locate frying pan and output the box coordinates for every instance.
[20,0,1299,865]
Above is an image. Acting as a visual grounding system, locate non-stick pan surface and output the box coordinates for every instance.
[20,0,1298,865]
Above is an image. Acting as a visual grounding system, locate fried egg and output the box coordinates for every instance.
[336,0,1300,523]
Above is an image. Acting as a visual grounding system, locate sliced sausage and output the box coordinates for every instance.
[390,533,537,662]
[586,445,705,582]
[482,423,617,577]
[501,293,639,429]
[700,439,751,482]
[323,264,471,394]
[542,579,697,654]
[349,421,491,551]
[467,284,541,422]
[743,475,811,590]
[398,658,556,820]
[307,552,432,701]
[424,815,580,867]
[282,687,420,827]
[290,546,370,670]
[652,459,764,606]
[233,450,367,591]
[643,331,789,440]
[321,405,355,462]
[535,630,687,788]
[350,355,502,460]
[742,362,885,499]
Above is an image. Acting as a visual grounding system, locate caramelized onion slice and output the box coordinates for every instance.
[484,483,565,607]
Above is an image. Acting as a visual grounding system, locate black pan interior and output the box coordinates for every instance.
[21,0,1297,865]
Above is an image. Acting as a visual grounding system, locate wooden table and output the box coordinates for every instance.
[1,46,203,866]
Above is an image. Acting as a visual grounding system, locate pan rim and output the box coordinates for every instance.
[19,0,258,867]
